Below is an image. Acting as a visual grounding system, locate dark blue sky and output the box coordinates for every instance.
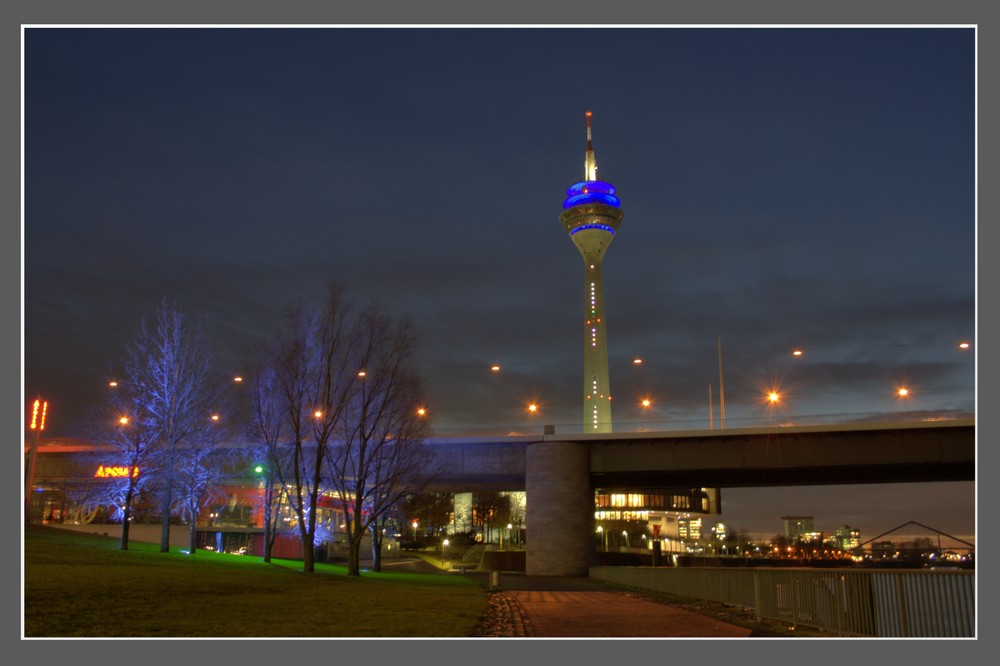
[22,26,976,540]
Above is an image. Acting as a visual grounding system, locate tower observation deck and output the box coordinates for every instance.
[559,112,624,433]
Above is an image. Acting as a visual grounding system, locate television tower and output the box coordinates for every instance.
[559,112,624,433]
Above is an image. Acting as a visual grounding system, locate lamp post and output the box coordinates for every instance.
[25,398,48,524]
[412,519,418,545]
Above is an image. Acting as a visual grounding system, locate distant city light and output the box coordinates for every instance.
[491,364,501,372]
[357,370,366,378]
[233,376,243,383]
[958,342,970,350]
[792,349,803,357]
[633,358,643,365]
[108,380,118,387]
[210,414,220,421]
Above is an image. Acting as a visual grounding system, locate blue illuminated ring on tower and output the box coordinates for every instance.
[569,223,616,236]
[563,180,621,209]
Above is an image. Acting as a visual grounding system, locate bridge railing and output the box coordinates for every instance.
[589,566,975,637]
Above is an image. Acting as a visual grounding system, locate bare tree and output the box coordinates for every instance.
[244,361,289,563]
[123,300,221,553]
[326,305,432,576]
[268,289,358,573]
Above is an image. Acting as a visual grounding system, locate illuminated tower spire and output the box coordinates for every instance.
[584,111,597,181]
[559,112,624,433]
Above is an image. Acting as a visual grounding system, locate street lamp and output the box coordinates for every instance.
[443,538,450,564]
[412,519,418,544]
[597,525,606,551]
[623,530,629,550]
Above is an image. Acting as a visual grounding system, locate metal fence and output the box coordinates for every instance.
[589,565,975,637]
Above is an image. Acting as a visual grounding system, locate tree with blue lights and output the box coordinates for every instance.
[122,300,223,553]
[80,374,162,550]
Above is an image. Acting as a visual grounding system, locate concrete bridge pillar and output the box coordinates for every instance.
[525,440,592,576]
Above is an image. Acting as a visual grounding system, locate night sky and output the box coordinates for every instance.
[22,27,976,542]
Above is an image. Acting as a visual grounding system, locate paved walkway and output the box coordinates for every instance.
[479,573,753,638]
[378,558,760,638]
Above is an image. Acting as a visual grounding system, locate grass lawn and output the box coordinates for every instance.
[23,526,489,638]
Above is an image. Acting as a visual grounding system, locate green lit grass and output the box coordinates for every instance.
[23,526,488,637]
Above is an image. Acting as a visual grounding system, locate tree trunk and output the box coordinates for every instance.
[159,484,172,553]
[301,526,314,572]
[188,518,198,554]
[119,488,133,551]
[262,511,272,563]
[120,508,131,551]
[371,526,383,573]
[346,531,362,576]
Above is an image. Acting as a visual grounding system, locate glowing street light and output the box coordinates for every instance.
[768,391,780,404]
[416,407,427,417]
[490,364,501,372]
[527,403,538,413]
[119,416,129,425]
[641,398,651,408]
[792,349,803,357]
[412,519,418,543]
[25,398,49,523]
[313,410,323,419]
[958,342,970,350]
[108,380,119,387]
[897,387,909,398]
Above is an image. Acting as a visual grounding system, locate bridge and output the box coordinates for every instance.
[27,419,975,577]
[422,419,974,575]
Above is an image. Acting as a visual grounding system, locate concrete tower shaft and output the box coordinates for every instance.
[560,113,624,433]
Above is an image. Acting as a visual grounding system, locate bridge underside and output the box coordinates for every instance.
[591,460,975,489]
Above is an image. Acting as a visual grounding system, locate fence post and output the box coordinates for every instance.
[755,569,764,620]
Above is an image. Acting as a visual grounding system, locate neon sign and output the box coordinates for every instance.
[94,465,140,478]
